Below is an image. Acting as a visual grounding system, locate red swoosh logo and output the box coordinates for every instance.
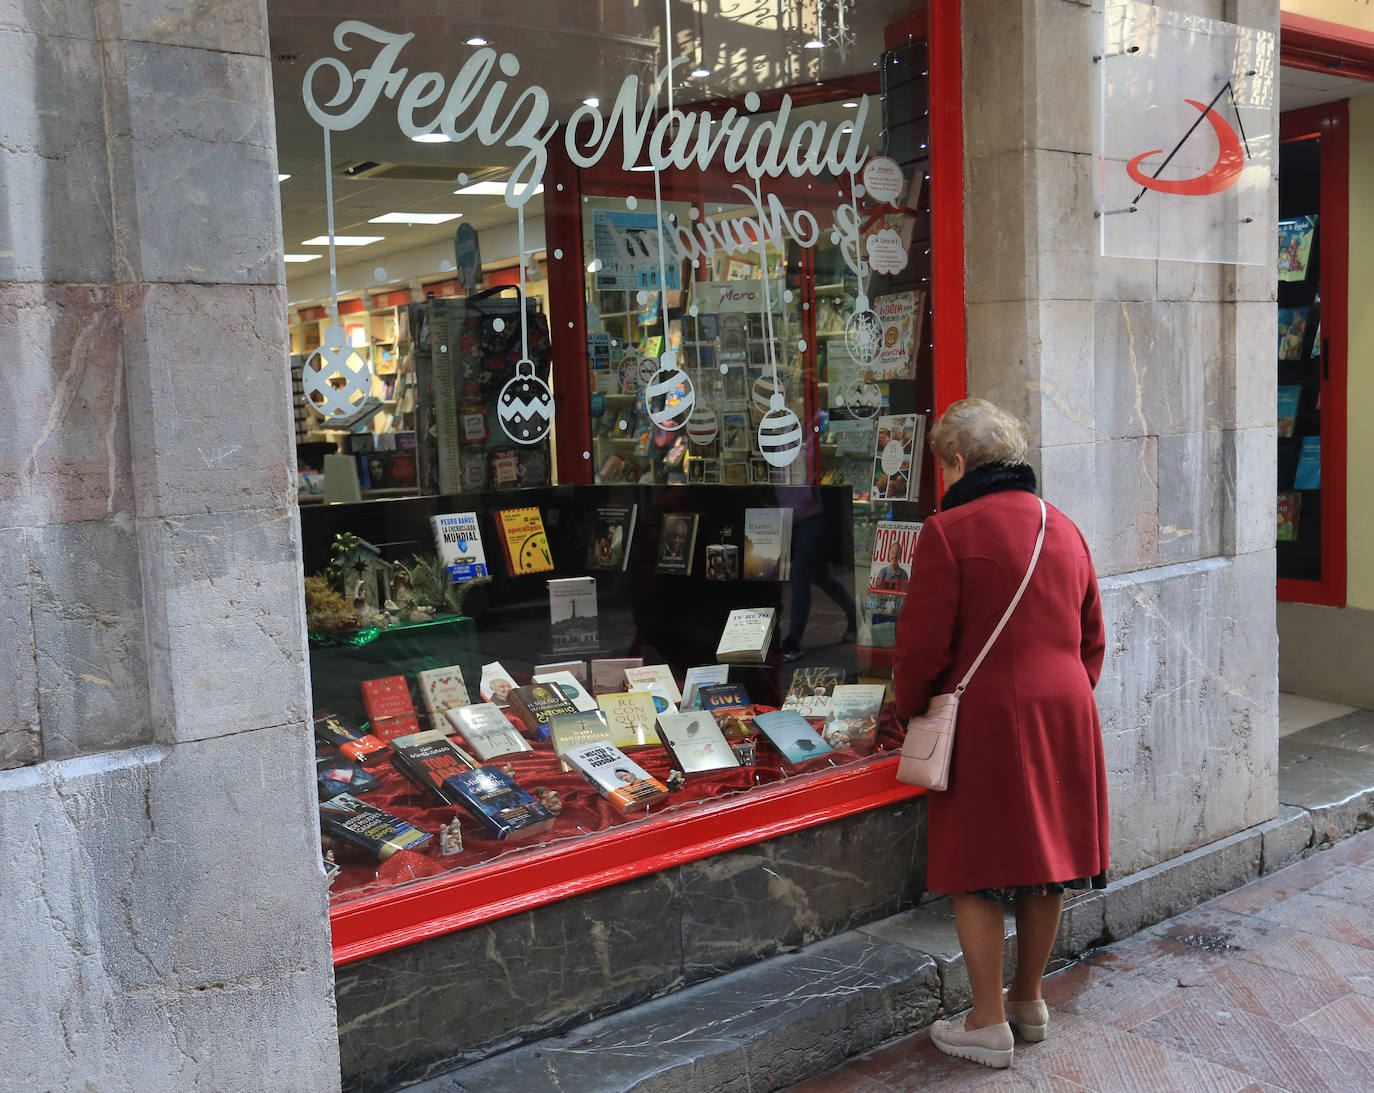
[1127,99,1244,197]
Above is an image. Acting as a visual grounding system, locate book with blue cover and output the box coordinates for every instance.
[443,766,557,840]
[1294,436,1321,490]
[754,709,834,765]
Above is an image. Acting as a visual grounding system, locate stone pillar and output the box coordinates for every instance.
[962,0,1280,877]
[0,3,340,1089]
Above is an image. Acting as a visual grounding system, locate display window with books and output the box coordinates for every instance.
[274,2,964,963]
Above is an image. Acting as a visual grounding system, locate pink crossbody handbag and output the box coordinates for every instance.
[896,497,1046,791]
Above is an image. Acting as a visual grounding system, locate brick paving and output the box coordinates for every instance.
[792,829,1374,1093]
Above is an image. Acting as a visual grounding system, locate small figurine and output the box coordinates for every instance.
[439,818,464,856]
[730,739,757,766]
[534,786,564,815]
[666,770,686,793]
[501,763,518,781]
[390,562,416,607]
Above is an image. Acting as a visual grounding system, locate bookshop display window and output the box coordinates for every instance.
[274,1,964,963]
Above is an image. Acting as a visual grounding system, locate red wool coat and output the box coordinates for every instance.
[893,489,1109,894]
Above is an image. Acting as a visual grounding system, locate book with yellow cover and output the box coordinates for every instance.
[595,690,660,749]
[494,506,554,575]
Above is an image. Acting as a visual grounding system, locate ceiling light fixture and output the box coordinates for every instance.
[804,37,825,48]
[691,0,711,79]
[842,101,858,109]
[301,235,384,246]
[452,181,544,196]
[278,172,292,182]
[368,211,464,224]
[283,254,322,263]
[582,97,600,108]
[411,132,452,143]
[465,36,488,46]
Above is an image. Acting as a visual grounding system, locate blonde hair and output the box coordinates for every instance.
[929,398,1030,471]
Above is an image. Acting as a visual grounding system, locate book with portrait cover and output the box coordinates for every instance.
[494,506,554,575]
[444,702,534,760]
[562,741,669,812]
[319,793,431,860]
[822,683,887,754]
[656,710,739,776]
[430,511,488,583]
[388,728,480,805]
[547,710,614,771]
[505,683,577,740]
[697,682,755,740]
[781,666,845,719]
[655,512,699,575]
[754,709,835,765]
[415,665,471,731]
[548,576,599,652]
[871,414,924,502]
[360,675,422,742]
[587,502,637,570]
[866,520,922,622]
[443,766,557,840]
[595,690,660,749]
[479,661,519,706]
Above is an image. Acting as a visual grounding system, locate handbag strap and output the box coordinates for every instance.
[953,496,1047,696]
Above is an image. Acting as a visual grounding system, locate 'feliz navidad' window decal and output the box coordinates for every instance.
[300,17,913,458]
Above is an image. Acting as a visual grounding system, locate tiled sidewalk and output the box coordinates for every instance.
[793,828,1374,1093]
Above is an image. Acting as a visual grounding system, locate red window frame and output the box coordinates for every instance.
[329,1,965,967]
[1276,100,1349,607]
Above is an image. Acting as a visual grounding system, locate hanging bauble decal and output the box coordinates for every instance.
[844,293,883,369]
[686,405,719,446]
[497,358,554,444]
[750,373,781,415]
[645,352,695,431]
[303,324,372,421]
[837,379,883,420]
[757,393,803,467]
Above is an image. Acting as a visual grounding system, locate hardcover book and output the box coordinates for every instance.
[494,506,554,575]
[595,690,661,748]
[547,709,614,771]
[1277,491,1302,542]
[1277,214,1316,281]
[561,742,669,812]
[866,520,922,623]
[1277,307,1311,362]
[622,664,682,705]
[697,682,755,740]
[868,290,921,381]
[781,666,845,719]
[505,683,577,740]
[415,665,471,731]
[587,502,637,570]
[430,511,488,583]
[681,664,730,710]
[1276,385,1301,439]
[715,607,777,664]
[316,750,383,799]
[655,512,699,575]
[656,711,739,776]
[480,661,519,706]
[389,728,480,805]
[443,766,557,840]
[319,793,431,860]
[1294,435,1321,490]
[444,702,534,760]
[548,576,599,652]
[871,413,925,502]
[534,659,589,684]
[743,507,792,580]
[754,709,835,764]
[822,683,888,754]
[360,675,422,742]
[532,669,599,712]
[590,656,644,693]
[313,713,389,767]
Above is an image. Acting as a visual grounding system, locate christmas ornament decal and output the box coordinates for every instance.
[750,373,781,415]
[303,324,372,420]
[757,393,803,467]
[844,293,882,369]
[497,358,554,444]
[645,352,695,430]
[686,405,719,446]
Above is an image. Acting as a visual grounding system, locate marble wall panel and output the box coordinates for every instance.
[0,0,97,38]
[93,0,268,55]
[28,516,152,761]
[1034,298,1097,447]
[1157,430,1223,565]
[1222,425,1277,556]
[1227,300,1279,432]
[1030,0,1094,156]
[0,733,339,1092]
[962,0,1028,159]
[0,29,115,284]
[0,528,39,769]
[965,149,1034,305]
[1032,149,1095,302]
[1038,441,1098,553]
[137,508,310,744]
[965,299,1034,427]
[106,38,281,285]
[1094,436,1160,576]
[0,284,133,531]
[121,282,297,519]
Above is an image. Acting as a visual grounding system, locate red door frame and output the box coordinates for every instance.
[331,0,965,966]
[1276,101,1349,607]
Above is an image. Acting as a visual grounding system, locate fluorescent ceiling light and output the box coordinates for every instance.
[582,97,600,108]
[628,164,656,172]
[278,172,292,182]
[368,211,464,224]
[283,254,321,263]
[466,36,488,46]
[411,132,452,143]
[300,235,384,246]
[804,38,825,49]
[452,181,544,196]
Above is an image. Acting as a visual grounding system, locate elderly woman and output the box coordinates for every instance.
[893,398,1109,1069]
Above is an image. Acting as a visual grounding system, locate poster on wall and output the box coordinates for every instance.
[593,211,683,292]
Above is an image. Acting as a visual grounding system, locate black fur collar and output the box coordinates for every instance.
[940,461,1038,511]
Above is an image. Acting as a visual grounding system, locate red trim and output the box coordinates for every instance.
[1281,12,1374,81]
[331,759,923,965]
[930,0,968,415]
[1277,101,1348,607]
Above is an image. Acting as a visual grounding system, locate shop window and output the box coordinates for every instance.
[274,3,963,963]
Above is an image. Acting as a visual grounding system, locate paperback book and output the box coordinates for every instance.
[697,682,755,740]
[743,507,792,580]
[656,512,700,575]
[1294,435,1321,490]
[868,290,923,381]
[505,683,578,740]
[444,702,534,760]
[754,709,835,765]
[871,414,925,502]
[534,659,589,684]
[1277,307,1311,362]
[562,742,669,812]
[494,506,554,575]
[415,665,471,731]
[443,766,557,840]
[866,520,922,623]
[316,751,383,800]
[781,666,845,719]
[587,502,637,570]
[532,669,599,712]
[548,576,599,652]
[1277,491,1302,542]
[1277,214,1316,282]
[715,607,777,664]
[547,709,614,771]
[681,664,731,710]
[430,511,488,583]
[622,664,682,705]
[479,661,519,706]
[595,690,661,748]
[360,675,421,742]
[313,713,389,767]
[656,711,739,776]
[822,683,888,754]
[319,793,431,860]
[389,728,480,805]
[1276,386,1301,439]
[590,656,644,693]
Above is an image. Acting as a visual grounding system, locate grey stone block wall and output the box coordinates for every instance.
[0,2,340,1090]
[963,0,1280,879]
